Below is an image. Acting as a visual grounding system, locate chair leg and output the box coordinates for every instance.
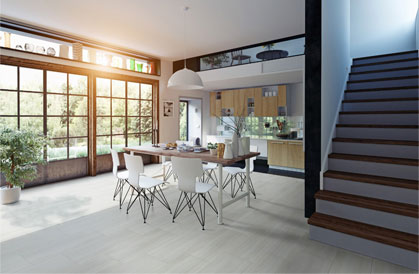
[138,189,151,223]
[147,186,172,214]
[203,192,218,215]
[172,192,197,222]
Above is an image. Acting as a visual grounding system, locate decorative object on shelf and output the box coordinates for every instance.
[24,43,34,52]
[207,142,218,156]
[88,49,96,63]
[0,127,49,204]
[4,32,11,48]
[217,143,225,158]
[35,45,45,54]
[129,59,135,70]
[72,42,83,61]
[47,47,56,56]
[167,6,203,90]
[163,101,174,117]
[15,45,23,50]
[241,137,250,154]
[223,140,233,159]
[59,44,69,58]
[136,63,143,72]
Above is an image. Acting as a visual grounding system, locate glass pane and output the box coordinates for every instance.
[96,98,110,116]
[47,71,67,93]
[69,117,87,137]
[20,117,43,134]
[127,117,140,133]
[69,138,88,159]
[0,64,17,90]
[179,101,187,141]
[0,90,17,115]
[69,74,87,95]
[141,134,152,145]
[48,138,67,161]
[112,98,125,116]
[141,84,152,100]
[127,82,139,99]
[96,78,110,97]
[96,117,110,135]
[140,100,152,116]
[112,80,125,98]
[20,67,43,92]
[112,135,125,152]
[20,92,43,115]
[127,100,139,116]
[112,117,125,134]
[69,96,88,116]
[141,117,152,133]
[0,117,17,129]
[47,94,67,115]
[96,136,110,155]
[127,134,140,147]
[47,117,67,138]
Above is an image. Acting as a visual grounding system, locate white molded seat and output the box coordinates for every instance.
[123,154,172,223]
[171,157,218,230]
[111,149,128,206]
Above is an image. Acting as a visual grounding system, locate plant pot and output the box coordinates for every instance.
[210,148,217,156]
[0,186,21,204]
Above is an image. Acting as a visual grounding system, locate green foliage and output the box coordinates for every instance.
[202,53,229,68]
[179,102,188,141]
[0,127,48,188]
[262,43,276,50]
[207,142,218,149]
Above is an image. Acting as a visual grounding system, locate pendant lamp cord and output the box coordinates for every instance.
[183,6,189,69]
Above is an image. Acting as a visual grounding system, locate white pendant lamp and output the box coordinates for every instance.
[167,6,203,90]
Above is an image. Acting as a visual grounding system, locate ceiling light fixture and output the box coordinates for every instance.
[167,6,203,90]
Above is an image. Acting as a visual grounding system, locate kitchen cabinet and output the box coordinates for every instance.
[210,92,216,116]
[221,90,234,109]
[267,140,288,166]
[233,89,247,117]
[254,88,263,116]
[277,85,286,106]
[267,140,304,169]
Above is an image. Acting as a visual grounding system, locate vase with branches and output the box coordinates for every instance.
[216,116,247,157]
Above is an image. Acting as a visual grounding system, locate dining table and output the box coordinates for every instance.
[123,146,260,225]
[256,49,289,60]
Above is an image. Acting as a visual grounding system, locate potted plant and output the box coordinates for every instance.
[262,43,276,51]
[0,127,48,204]
[207,142,218,156]
[201,53,229,69]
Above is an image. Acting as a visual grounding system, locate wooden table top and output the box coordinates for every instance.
[123,146,260,166]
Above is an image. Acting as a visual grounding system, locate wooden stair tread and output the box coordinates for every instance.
[345,86,418,93]
[347,75,419,84]
[336,124,418,129]
[343,97,418,103]
[329,153,419,166]
[333,137,419,146]
[349,66,419,75]
[308,212,418,252]
[324,170,418,190]
[340,110,419,115]
[351,57,419,68]
[353,50,418,61]
[315,190,419,218]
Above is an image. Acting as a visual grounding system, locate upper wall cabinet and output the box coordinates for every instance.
[209,85,286,117]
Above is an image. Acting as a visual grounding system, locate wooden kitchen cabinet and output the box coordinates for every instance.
[210,92,216,116]
[221,90,234,109]
[267,140,288,166]
[233,89,247,117]
[287,141,304,169]
[254,87,263,116]
[262,96,278,117]
[277,85,287,106]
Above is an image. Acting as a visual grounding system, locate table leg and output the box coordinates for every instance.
[245,158,250,208]
[217,163,223,224]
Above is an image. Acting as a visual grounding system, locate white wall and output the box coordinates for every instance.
[351,0,418,58]
[186,98,202,142]
[286,83,304,116]
[159,61,214,145]
[321,0,351,171]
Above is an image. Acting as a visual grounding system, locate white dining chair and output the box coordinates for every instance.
[111,149,129,207]
[123,154,172,223]
[171,157,218,230]
[223,145,258,199]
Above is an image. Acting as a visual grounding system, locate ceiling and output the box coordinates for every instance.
[0,0,305,61]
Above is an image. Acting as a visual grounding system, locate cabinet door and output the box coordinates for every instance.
[277,85,287,106]
[210,92,216,116]
[234,89,247,117]
[287,142,304,169]
[221,90,234,109]
[254,88,263,117]
[267,141,288,166]
[262,96,278,116]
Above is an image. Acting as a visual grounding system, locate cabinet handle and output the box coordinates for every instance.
[271,141,285,144]
[289,142,302,145]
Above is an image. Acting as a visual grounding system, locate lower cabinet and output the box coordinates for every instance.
[268,140,304,169]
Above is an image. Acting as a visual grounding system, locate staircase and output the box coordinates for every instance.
[308,50,419,270]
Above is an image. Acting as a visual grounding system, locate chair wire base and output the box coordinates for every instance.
[172,191,218,230]
[222,173,256,199]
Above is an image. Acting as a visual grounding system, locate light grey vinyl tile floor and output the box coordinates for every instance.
[0,164,415,273]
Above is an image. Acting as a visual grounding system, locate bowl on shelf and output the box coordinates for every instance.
[276,133,289,139]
